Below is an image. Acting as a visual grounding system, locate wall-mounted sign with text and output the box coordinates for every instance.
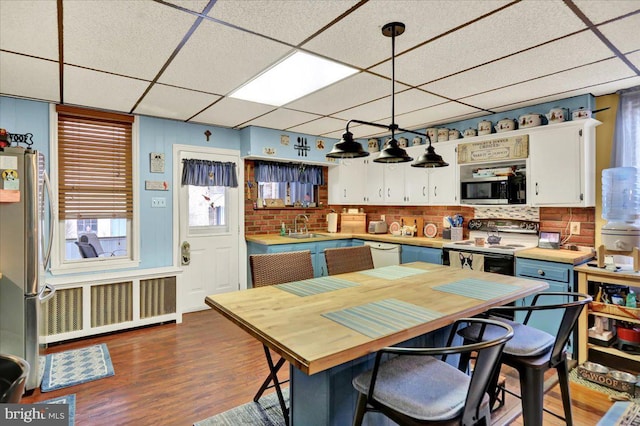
[457,135,529,164]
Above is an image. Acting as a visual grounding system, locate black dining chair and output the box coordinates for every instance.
[459,292,592,426]
[352,318,513,426]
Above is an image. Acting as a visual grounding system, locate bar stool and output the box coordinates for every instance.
[249,250,315,426]
[459,292,592,426]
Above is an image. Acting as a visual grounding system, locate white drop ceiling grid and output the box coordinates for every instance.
[0,0,638,139]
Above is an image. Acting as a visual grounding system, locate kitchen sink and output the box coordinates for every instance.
[287,232,315,239]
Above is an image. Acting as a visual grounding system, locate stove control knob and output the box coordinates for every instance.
[469,220,481,229]
[520,222,527,229]
[527,222,537,230]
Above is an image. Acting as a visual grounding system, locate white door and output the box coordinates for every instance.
[175,146,243,313]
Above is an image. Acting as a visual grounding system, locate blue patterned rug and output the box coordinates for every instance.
[194,388,288,426]
[41,343,114,392]
[37,394,76,425]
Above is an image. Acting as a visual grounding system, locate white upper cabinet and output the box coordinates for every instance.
[528,119,598,207]
[327,157,366,204]
[364,158,385,204]
[424,142,459,206]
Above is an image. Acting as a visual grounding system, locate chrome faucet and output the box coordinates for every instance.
[294,214,309,234]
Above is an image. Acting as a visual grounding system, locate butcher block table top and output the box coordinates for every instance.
[205,262,547,375]
[516,247,595,265]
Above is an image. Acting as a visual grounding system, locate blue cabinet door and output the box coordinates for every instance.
[515,258,575,355]
[401,245,442,265]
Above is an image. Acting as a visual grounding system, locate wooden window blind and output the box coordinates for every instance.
[56,105,134,220]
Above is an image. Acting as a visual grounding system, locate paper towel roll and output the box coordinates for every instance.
[327,213,338,233]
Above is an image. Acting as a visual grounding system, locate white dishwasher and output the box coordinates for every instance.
[364,241,401,267]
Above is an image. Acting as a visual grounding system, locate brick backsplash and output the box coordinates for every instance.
[243,160,596,246]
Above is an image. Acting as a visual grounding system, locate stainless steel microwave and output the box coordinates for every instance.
[460,174,526,205]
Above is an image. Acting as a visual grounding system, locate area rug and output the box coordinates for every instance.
[37,394,76,426]
[194,388,288,426]
[569,367,640,403]
[41,343,114,392]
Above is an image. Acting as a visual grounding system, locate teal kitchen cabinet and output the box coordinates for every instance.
[515,258,580,356]
[401,245,442,265]
[246,240,353,286]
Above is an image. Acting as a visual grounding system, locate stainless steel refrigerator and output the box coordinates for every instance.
[0,146,54,391]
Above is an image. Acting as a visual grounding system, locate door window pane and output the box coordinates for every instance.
[188,185,228,230]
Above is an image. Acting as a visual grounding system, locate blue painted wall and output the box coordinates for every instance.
[137,116,241,268]
[0,97,50,163]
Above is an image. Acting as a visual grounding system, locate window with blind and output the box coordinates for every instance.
[56,105,134,263]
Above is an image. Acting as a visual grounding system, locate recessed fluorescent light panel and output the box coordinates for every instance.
[229,51,358,106]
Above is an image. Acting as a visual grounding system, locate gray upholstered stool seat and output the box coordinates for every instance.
[353,355,480,421]
[459,317,555,357]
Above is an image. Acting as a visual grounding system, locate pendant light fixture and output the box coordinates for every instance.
[326,22,448,167]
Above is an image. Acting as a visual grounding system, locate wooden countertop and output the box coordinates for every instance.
[246,232,446,248]
[516,247,594,265]
[206,262,547,375]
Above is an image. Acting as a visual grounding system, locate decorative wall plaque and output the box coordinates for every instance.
[457,135,529,164]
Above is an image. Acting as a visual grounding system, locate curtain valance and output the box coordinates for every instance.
[181,159,238,187]
[255,161,325,185]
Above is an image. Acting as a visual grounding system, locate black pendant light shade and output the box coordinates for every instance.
[411,141,449,168]
[374,138,413,163]
[326,131,369,159]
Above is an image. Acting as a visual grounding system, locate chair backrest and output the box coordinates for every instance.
[324,245,374,275]
[75,241,98,258]
[79,233,105,255]
[0,354,29,403]
[249,250,314,287]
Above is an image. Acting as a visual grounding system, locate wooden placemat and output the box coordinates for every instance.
[433,278,519,300]
[276,276,358,297]
[359,265,429,280]
[322,298,443,338]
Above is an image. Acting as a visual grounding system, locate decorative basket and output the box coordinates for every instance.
[590,301,640,320]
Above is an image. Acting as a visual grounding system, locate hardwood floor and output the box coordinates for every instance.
[22,310,614,425]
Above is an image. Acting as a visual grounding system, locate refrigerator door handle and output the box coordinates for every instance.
[42,171,55,271]
[38,283,56,302]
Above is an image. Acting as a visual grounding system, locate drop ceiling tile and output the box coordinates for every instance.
[159,19,292,95]
[371,0,587,86]
[628,50,640,69]
[165,0,210,13]
[243,108,321,130]
[134,84,221,122]
[460,58,635,110]
[63,1,197,80]
[598,13,640,54]
[208,0,360,45]
[286,73,404,116]
[421,31,614,100]
[0,53,59,102]
[332,88,446,122]
[287,117,346,136]
[395,102,483,129]
[573,1,640,24]
[63,66,149,113]
[0,0,58,60]
[302,0,511,69]
[191,97,275,128]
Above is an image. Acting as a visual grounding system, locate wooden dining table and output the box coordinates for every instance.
[205,261,548,425]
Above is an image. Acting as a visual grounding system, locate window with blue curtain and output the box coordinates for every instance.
[255,161,324,206]
[612,86,640,168]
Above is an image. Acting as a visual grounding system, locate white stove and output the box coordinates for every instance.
[443,219,539,275]
[443,218,539,255]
